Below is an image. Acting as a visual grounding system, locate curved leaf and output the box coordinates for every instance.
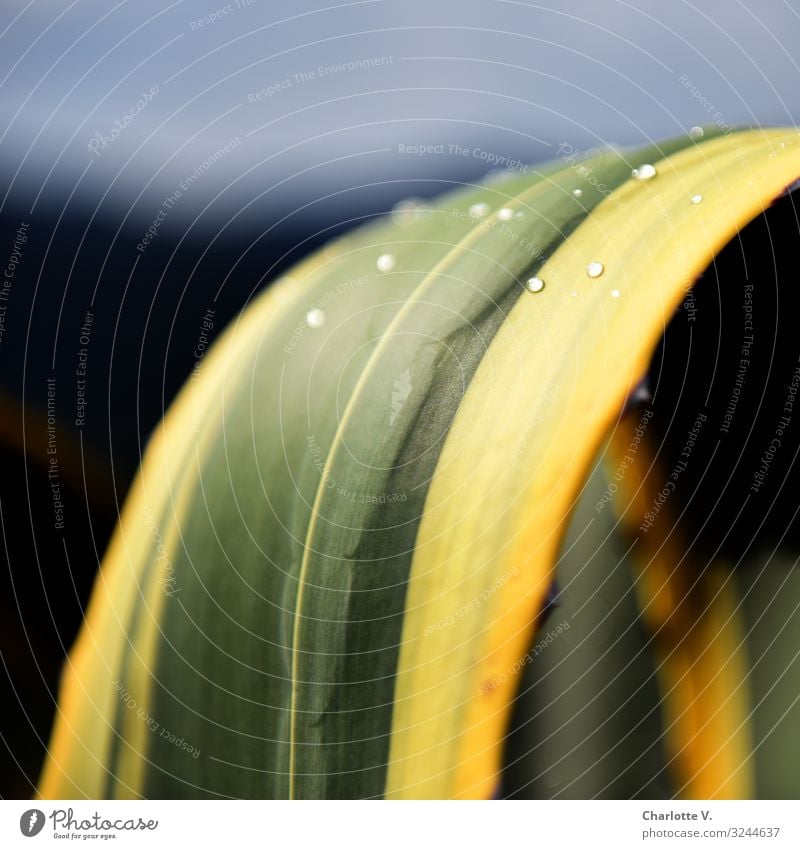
[39,127,800,799]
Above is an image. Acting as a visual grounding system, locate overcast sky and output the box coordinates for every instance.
[2,0,800,224]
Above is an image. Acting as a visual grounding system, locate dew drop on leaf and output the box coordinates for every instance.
[305,309,326,328]
[632,163,657,181]
[689,126,704,139]
[496,207,514,221]
[526,276,545,293]
[586,261,605,278]
[376,253,396,272]
[691,194,703,205]
[572,188,583,198]
[468,202,490,219]
[391,198,430,226]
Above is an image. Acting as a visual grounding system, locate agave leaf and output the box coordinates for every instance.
[39,127,800,799]
[501,457,673,800]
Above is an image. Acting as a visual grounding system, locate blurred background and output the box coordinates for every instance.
[2,0,800,797]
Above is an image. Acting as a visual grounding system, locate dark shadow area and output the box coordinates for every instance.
[648,190,800,560]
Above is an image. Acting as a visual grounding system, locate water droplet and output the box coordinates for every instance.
[572,188,583,198]
[306,309,326,328]
[586,261,605,278]
[611,289,621,298]
[376,253,396,272]
[483,168,515,185]
[570,291,579,298]
[496,207,514,221]
[526,276,545,293]
[514,210,525,219]
[468,202,490,219]
[689,126,704,139]
[632,164,657,181]
[690,194,703,205]
[391,198,430,226]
